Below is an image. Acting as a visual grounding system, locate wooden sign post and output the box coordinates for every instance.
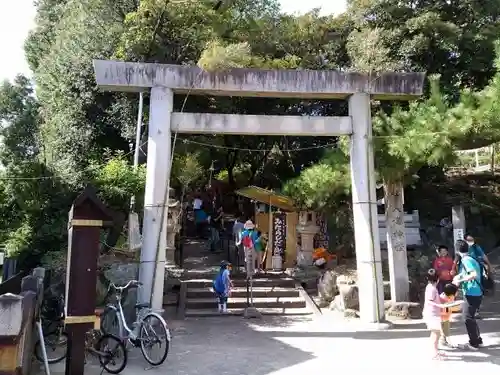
[64,186,115,375]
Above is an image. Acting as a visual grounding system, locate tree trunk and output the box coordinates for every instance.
[384,179,409,302]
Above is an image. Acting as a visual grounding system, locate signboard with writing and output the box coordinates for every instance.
[272,213,287,262]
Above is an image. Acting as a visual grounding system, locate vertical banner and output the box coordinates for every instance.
[272,212,287,263]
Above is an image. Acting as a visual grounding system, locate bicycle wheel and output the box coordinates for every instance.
[96,334,128,374]
[34,330,68,364]
[139,313,170,366]
[100,306,123,338]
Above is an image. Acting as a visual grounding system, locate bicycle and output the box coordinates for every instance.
[34,294,68,364]
[34,292,127,373]
[83,329,128,374]
[100,280,171,366]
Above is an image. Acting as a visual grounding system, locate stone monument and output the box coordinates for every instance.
[296,211,319,267]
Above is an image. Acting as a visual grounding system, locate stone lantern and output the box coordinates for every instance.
[164,188,181,264]
[296,211,319,267]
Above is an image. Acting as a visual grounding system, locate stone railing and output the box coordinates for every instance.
[0,268,45,375]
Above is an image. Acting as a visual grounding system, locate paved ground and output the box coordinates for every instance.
[37,308,500,375]
[34,249,500,374]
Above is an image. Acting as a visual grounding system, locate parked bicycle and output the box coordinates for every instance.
[100,280,171,366]
[34,294,68,364]
[83,328,128,374]
[34,292,127,373]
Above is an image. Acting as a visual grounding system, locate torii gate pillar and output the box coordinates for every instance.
[93,60,424,325]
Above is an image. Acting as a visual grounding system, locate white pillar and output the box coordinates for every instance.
[139,86,173,307]
[349,93,385,323]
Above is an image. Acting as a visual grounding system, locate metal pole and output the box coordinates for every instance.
[130,91,144,210]
[36,320,51,375]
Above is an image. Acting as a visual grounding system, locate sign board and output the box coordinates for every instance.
[453,228,464,245]
[272,213,286,264]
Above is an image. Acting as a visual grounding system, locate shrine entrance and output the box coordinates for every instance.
[235,185,298,270]
[93,59,424,324]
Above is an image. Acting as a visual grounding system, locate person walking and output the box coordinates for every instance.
[422,269,446,359]
[452,234,493,319]
[241,220,259,275]
[213,261,233,313]
[232,215,245,269]
[453,239,483,349]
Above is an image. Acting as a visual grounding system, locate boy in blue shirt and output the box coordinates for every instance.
[213,261,233,313]
[453,239,483,349]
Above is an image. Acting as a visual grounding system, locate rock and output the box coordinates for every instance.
[336,274,356,285]
[317,270,338,307]
[343,309,359,318]
[385,301,421,320]
[96,277,108,306]
[329,284,359,312]
[104,263,139,323]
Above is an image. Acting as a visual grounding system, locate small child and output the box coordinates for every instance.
[213,261,233,313]
[440,283,458,347]
[422,269,448,360]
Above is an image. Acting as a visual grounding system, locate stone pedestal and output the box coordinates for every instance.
[151,188,180,311]
[296,211,319,267]
[165,201,181,264]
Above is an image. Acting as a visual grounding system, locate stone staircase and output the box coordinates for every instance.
[180,273,318,317]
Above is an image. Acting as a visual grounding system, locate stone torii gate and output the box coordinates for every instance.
[93,60,424,324]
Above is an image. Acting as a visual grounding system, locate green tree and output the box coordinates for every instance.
[0,76,72,268]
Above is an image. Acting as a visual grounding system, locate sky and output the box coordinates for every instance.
[0,0,347,83]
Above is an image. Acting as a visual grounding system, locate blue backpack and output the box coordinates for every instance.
[213,272,225,295]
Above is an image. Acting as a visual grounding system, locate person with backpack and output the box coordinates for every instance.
[452,239,483,349]
[452,235,494,318]
[213,261,233,313]
[241,220,259,275]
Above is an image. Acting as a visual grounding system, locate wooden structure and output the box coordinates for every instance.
[0,268,45,375]
[64,186,115,375]
[235,186,298,269]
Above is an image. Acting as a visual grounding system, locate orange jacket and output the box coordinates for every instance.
[441,295,455,321]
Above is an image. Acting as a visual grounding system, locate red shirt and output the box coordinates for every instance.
[433,256,454,281]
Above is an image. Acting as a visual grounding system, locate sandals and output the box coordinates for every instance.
[432,352,446,360]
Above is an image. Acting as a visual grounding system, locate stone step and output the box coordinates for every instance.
[185,307,313,317]
[182,277,296,289]
[186,286,300,299]
[186,296,306,309]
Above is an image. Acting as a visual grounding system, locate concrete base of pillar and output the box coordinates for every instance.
[166,246,175,264]
[243,307,262,319]
[357,321,393,331]
[297,251,313,267]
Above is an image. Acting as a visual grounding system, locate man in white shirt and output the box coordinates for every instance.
[193,194,203,238]
[193,197,202,210]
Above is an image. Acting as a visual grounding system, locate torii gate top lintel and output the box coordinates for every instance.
[93,59,425,100]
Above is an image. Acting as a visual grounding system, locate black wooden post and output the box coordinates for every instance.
[64,186,115,375]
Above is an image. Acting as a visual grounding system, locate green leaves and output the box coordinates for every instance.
[89,151,146,212]
[198,40,252,71]
[283,149,350,210]
[171,152,204,190]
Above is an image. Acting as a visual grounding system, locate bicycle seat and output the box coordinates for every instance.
[135,303,150,310]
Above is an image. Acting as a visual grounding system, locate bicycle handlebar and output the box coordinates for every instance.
[108,280,142,293]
